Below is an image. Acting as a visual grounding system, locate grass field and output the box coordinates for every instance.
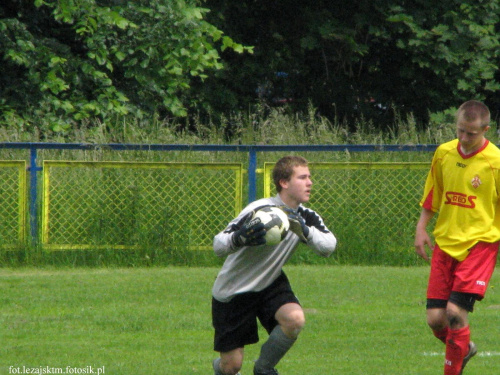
[1,265,499,375]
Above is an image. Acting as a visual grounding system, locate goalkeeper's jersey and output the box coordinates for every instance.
[420,139,500,261]
[212,195,337,302]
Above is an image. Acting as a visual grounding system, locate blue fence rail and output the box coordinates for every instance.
[0,142,438,246]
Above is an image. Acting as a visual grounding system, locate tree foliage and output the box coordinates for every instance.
[386,1,500,120]
[0,0,251,131]
[2,0,500,132]
[204,0,500,127]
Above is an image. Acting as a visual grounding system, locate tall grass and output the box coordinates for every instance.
[2,106,497,169]
[3,105,494,168]
[2,104,497,146]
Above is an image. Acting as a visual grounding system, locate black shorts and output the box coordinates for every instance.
[212,271,300,353]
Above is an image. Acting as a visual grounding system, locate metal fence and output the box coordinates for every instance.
[0,161,27,248]
[0,143,438,252]
[265,162,430,250]
[42,161,243,250]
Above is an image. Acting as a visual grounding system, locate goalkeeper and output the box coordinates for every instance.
[211,155,337,375]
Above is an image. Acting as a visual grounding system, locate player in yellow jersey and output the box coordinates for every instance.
[415,100,500,375]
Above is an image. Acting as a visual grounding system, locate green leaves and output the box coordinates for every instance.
[0,0,251,130]
[6,0,499,130]
[387,1,500,98]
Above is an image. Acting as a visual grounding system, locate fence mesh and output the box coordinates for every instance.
[2,160,432,258]
[0,161,27,248]
[42,161,243,250]
[264,162,430,262]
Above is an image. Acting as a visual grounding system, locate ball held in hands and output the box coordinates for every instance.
[252,206,290,246]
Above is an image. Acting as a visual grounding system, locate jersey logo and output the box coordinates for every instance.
[471,175,482,189]
[444,192,476,208]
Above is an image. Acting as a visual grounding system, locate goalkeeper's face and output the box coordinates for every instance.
[280,166,312,208]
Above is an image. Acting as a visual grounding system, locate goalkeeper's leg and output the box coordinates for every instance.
[254,303,304,373]
[213,348,244,375]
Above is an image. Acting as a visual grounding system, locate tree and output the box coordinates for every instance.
[385,1,500,122]
[204,0,500,127]
[0,0,251,131]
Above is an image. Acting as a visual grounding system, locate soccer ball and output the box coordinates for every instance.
[253,206,290,245]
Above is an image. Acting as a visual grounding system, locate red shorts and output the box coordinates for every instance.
[427,241,499,301]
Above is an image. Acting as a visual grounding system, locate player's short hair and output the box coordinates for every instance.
[272,155,308,192]
[456,100,490,128]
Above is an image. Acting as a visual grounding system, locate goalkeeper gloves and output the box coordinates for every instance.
[232,212,266,248]
[283,207,309,243]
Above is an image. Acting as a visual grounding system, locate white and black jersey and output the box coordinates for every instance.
[212,194,337,302]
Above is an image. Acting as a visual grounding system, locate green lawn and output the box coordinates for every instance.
[1,266,499,375]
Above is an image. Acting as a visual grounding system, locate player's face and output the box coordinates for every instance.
[280,165,312,208]
[456,118,489,155]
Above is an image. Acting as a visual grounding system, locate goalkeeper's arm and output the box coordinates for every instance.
[213,210,266,256]
[284,206,337,257]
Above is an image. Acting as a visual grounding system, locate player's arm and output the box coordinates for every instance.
[415,207,435,262]
[282,207,309,243]
[287,207,337,257]
[213,209,266,257]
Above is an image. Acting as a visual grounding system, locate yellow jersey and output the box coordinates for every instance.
[420,139,500,261]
